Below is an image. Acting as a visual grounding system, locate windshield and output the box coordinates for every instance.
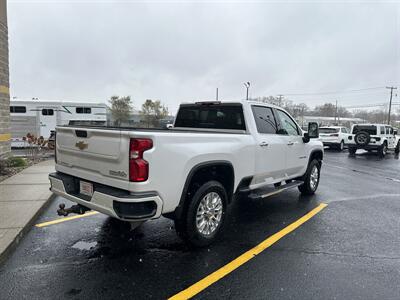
[319,128,339,134]
[352,125,377,135]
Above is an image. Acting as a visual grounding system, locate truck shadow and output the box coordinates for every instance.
[87,191,319,262]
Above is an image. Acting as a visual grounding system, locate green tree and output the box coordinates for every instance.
[108,96,132,126]
[140,99,169,128]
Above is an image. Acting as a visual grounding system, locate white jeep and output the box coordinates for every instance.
[347,124,400,157]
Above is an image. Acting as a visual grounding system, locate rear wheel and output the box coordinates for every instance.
[298,159,321,195]
[337,140,344,151]
[395,141,400,154]
[348,147,357,155]
[174,180,227,247]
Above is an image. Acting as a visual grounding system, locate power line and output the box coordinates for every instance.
[280,86,386,97]
[344,102,400,109]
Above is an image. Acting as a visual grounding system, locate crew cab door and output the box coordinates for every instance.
[251,105,287,187]
[274,108,307,178]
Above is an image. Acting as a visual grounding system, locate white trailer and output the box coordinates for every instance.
[10,99,107,147]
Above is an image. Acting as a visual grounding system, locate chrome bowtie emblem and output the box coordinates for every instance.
[75,141,88,150]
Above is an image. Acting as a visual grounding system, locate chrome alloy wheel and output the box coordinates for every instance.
[310,165,319,191]
[196,192,223,236]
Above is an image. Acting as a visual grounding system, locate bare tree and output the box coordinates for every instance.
[140,99,169,128]
[109,95,133,126]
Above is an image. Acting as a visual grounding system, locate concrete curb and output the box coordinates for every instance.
[0,193,55,266]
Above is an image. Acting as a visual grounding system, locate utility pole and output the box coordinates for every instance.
[244,82,250,100]
[386,86,397,125]
[277,94,284,106]
[334,100,338,124]
[216,88,219,101]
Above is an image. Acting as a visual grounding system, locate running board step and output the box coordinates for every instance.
[248,181,304,200]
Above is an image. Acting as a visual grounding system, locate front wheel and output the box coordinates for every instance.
[395,142,400,154]
[174,180,227,247]
[298,159,321,195]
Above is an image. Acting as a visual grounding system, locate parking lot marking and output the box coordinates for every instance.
[169,203,328,300]
[35,211,99,228]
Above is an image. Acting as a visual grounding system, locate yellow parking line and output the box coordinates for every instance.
[169,203,328,300]
[35,211,100,228]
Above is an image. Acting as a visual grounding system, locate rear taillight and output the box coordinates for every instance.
[129,138,153,182]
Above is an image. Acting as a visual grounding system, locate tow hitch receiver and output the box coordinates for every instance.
[57,203,91,216]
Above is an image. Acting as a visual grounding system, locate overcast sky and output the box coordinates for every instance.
[7,0,400,113]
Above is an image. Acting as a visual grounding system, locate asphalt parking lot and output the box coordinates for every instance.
[1,150,400,300]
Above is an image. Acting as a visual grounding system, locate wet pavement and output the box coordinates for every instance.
[0,150,400,299]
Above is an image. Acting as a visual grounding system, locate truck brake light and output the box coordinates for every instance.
[129,138,153,182]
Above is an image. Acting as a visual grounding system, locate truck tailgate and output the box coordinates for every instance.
[56,127,130,185]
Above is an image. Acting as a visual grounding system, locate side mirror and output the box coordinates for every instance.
[302,132,310,143]
[308,122,319,138]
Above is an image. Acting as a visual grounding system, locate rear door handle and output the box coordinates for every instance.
[259,142,269,147]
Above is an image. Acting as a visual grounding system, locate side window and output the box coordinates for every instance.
[341,128,347,133]
[42,109,54,116]
[386,127,390,135]
[380,126,385,134]
[275,109,300,136]
[76,107,92,114]
[251,106,277,134]
[10,106,26,113]
[389,127,393,134]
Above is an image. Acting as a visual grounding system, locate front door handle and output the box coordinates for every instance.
[287,141,294,146]
[259,142,269,147]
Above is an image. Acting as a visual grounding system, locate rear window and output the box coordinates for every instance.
[174,104,246,130]
[320,128,339,134]
[352,125,377,135]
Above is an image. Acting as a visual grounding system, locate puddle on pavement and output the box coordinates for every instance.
[72,241,98,251]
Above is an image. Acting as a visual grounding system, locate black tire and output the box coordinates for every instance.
[337,140,344,151]
[395,141,400,154]
[378,142,388,158]
[355,131,370,146]
[174,180,227,247]
[348,147,357,155]
[298,159,321,195]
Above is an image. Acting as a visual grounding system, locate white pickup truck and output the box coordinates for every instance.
[49,100,323,247]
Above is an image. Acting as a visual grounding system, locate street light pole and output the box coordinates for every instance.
[244,82,250,100]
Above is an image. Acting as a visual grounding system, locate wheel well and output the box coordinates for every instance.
[309,150,323,165]
[172,162,234,220]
